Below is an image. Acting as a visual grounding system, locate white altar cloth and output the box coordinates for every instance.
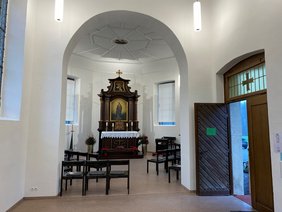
[101,131,139,138]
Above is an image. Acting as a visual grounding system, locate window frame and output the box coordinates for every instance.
[224,53,266,103]
[0,0,8,103]
[65,77,78,125]
[157,80,176,126]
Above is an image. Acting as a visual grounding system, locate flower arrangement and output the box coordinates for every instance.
[85,136,96,145]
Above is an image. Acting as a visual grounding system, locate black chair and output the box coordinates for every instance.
[107,160,130,194]
[87,152,100,160]
[168,164,181,183]
[147,150,166,175]
[165,148,181,172]
[167,148,181,183]
[65,150,87,161]
[64,150,88,170]
[85,160,109,195]
[64,150,88,187]
[60,160,85,196]
[162,136,176,149]
[155,138,169,152]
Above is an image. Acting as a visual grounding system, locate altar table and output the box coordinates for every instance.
[99,131,142,159]
[101,131,139,138]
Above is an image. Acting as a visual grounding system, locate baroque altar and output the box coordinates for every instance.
[98,71,141,158]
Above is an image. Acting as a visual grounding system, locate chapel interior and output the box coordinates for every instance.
[2,1,282,212]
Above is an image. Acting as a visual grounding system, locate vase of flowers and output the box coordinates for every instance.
[85,136,96,153]
[138,135,148,155]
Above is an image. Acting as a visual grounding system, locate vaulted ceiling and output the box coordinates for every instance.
[73,21,175,64]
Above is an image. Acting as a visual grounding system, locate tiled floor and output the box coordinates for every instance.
[10,156,254,212]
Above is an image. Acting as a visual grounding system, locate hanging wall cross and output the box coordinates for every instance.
[242,72,254,91]
[116,70,123,77]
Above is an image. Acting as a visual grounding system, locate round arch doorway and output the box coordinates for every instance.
[62,10,191,189]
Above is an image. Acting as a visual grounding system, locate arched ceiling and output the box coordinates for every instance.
[72,12,175,64]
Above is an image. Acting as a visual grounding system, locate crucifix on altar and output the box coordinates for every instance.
[242,72,254,91]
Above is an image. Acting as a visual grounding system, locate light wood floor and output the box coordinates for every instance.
[9,156,254,212]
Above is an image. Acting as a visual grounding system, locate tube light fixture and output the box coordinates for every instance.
[55,0,64,22]
[193,0,202,31]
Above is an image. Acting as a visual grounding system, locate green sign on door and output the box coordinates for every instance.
[206,128,217,136]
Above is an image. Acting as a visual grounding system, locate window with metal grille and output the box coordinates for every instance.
[228,63,266,98]
[0,0,8,101]
[157,81,176,126]
[224,53,266,102]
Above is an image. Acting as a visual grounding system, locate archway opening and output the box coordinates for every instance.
[62,10,190,189]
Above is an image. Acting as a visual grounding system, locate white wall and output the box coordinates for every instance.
[24,0,67,198]
[66,65,93,152]
[0,0,29,211]
[139,58,180,152]
[211,1,282,210]
[0,121,26,211]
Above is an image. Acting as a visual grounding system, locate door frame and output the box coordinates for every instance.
[222,52,273,211]
[227,92,274,210]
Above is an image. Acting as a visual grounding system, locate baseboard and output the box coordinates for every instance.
[6,195,60,211]
[23,195,58,200]
[6,198,24,212]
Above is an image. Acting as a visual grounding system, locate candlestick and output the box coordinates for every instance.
[69,124,74,150]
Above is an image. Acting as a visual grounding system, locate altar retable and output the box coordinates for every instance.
[97,71,142,159]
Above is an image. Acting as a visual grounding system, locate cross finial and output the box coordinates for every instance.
[116,70,123,77]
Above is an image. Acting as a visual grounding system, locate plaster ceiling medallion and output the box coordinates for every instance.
[73,23,174,64]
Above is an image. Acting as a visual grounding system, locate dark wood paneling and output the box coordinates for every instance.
[195,103,232,196]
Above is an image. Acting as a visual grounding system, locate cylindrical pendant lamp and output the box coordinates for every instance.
[193,1,202,31]
[55,0,64,22]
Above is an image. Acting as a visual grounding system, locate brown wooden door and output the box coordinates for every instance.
[195,103,232,196]
[247,94,274,212]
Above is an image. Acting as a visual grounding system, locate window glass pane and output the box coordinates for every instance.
[158,81,175,125]
[228,63,266,99]
[65,78,76,124]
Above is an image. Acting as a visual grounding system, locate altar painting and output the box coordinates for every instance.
[110,98,128,121]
